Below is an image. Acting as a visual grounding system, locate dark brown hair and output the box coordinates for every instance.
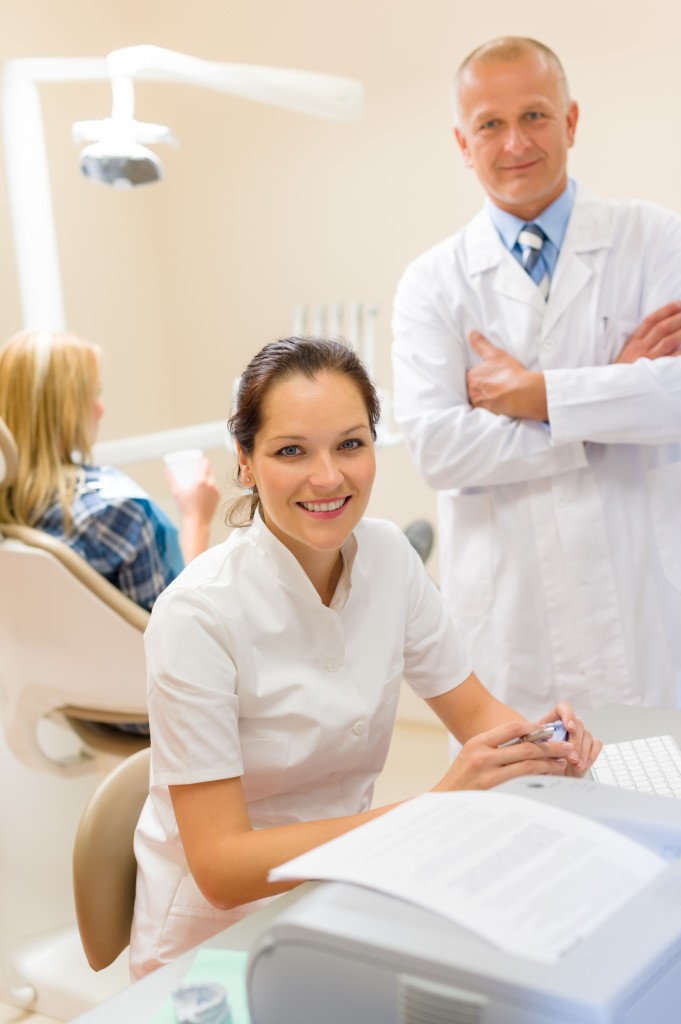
[227,336,380,526]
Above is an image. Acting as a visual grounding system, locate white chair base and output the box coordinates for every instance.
[4,927,131,1019]
[0,724,130,1018]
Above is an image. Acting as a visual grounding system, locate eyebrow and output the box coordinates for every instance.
[472,97,553,120]
[268,423,371,442]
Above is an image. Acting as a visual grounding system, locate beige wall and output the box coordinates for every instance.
[1,0,680,562]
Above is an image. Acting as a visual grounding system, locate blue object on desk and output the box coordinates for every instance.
[149,949,250,1024]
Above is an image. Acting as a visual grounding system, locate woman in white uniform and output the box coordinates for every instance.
[130,337,600,977]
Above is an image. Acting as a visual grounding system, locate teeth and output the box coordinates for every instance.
[301,498,346,513]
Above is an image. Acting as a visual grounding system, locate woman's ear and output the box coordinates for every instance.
[236,443,252,486]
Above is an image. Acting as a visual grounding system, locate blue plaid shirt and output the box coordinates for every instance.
[38,465,184,612]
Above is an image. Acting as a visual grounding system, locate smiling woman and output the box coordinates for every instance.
[234,367,376,602]
[129,336,601,980]
[227,338,381,603]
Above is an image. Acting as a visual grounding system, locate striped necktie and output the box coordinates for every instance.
[518,223,549,300]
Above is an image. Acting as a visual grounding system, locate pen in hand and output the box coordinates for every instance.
[499,721,568,748]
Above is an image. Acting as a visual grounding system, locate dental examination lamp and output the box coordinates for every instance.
[69,46,362,190]
[72,81,175,188]
[1,45,363,326]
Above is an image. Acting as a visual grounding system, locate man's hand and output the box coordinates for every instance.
[466,331,548,421]
[616,301,681,363]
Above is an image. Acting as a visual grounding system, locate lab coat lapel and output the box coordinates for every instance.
[464,209,548,316]
[494,253,546,314]
[542,186,614,338]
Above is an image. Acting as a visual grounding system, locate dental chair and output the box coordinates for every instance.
[0,415,149,773]
[0,522,149,773]
[403,519,435,566]
[73,746,151,972]
[0,416,148,1017]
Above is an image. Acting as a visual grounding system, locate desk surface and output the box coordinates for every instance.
[69,703,681,1023]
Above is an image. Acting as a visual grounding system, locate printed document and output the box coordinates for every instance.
[269,791,665,963]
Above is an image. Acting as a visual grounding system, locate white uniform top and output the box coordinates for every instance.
[130,512,471,978]
[392,183,681,721]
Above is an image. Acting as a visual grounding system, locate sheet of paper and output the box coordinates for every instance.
[270,791,666,963]
[148,948,250,1024]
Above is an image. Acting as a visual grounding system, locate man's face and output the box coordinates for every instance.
[454,50,578,221]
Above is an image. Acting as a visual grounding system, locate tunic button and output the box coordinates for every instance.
[352,721,365,736]
[327,660,339,672]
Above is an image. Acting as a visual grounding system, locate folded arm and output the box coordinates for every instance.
[467,302,681,444]
[392,281,587,491]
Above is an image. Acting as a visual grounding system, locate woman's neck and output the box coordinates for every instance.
[259,511,346,607]
[301,549,344,607]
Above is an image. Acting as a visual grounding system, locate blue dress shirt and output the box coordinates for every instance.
[487,179,576,281]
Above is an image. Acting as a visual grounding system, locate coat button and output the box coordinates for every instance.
[352,721,365,736]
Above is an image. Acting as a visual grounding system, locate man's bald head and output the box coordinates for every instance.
[453,37,570,121]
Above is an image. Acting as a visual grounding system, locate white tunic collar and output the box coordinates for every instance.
[245,506,358,611]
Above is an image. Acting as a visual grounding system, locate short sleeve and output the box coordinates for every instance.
[145,585,243,786]
[400,535,473,699]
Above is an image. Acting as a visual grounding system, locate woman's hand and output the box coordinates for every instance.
[538,702,603,777]
[165,455,221,562]
[166,455,220,522]
[431,719,574,792]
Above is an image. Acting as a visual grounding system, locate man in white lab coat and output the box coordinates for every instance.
[392,36,681,721]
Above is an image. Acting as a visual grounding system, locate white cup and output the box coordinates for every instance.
[162,448,204,488]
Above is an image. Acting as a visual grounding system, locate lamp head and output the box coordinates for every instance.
[79,141,162,188]
[72,117,175,189]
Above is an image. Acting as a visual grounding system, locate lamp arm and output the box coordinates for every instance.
[106,45,363,121]
[111,75,136,121]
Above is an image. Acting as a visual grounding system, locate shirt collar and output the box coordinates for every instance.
[487,178,576,252]
[331,531,357,612]
[248,506,358,610]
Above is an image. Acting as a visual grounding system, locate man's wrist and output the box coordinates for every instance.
[518,371,548,421]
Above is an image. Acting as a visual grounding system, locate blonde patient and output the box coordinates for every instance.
[0,330,219,610]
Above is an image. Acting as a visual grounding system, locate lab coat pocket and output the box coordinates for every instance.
[159,874,268,964]
[648,461,681,591]
[441,491,494,618]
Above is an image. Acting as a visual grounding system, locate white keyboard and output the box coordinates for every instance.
[590,735,681,799]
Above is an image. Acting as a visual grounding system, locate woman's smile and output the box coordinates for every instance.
[298,496,350,516]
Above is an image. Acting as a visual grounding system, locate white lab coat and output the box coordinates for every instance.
[392,184,681,720]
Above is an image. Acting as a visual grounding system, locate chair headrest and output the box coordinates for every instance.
[0,521,150,632]
[0,417,18,488]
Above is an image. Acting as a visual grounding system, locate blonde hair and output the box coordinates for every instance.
[0,330,101,530]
